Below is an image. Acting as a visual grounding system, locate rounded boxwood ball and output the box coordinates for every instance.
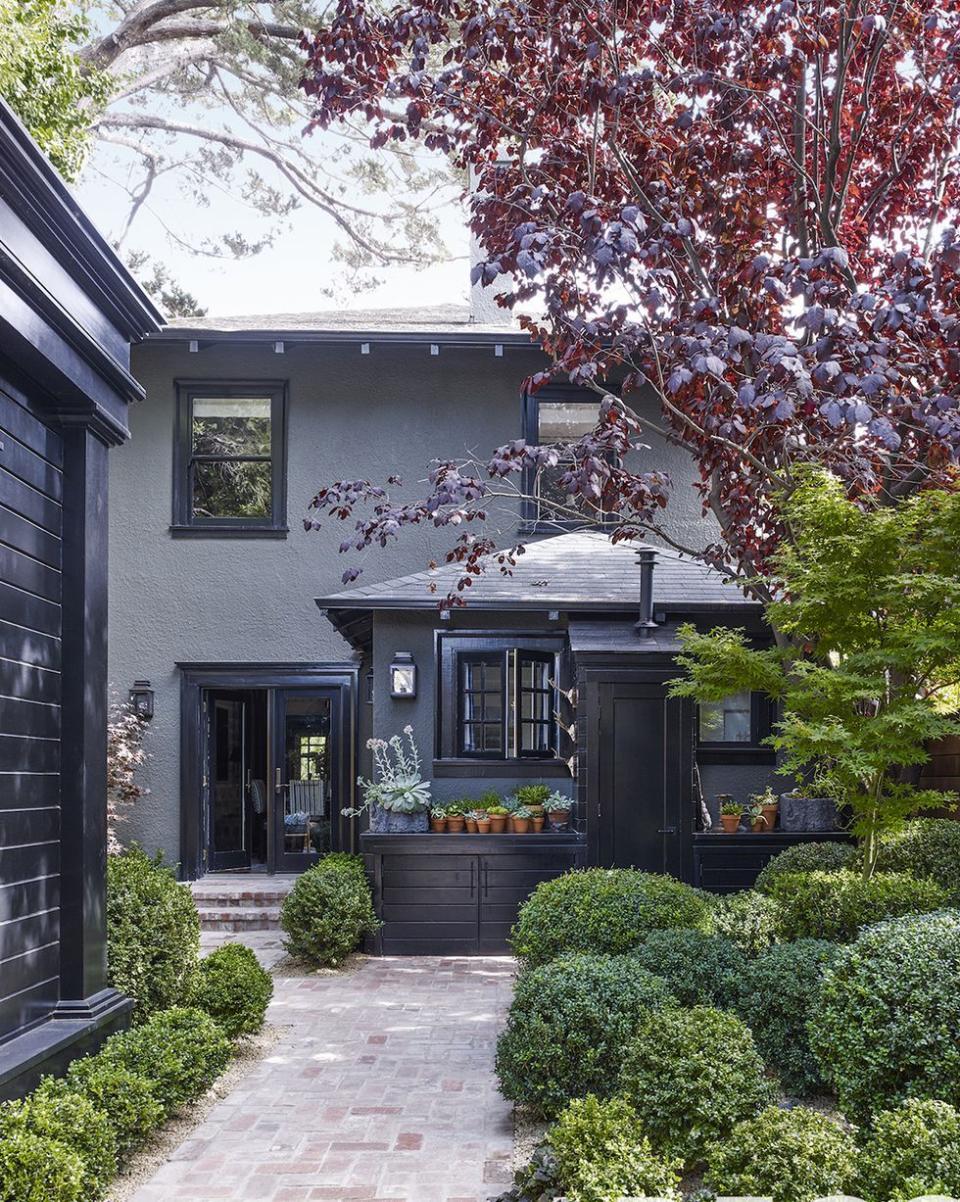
[280,857,378,966]
[495,953,675,1117]
[630,928,746,1007]
[66,1058,164,1160]
[704,1105,858,1202]
[190,943,273,1038]
[0,1131,85,1202]
[509,868,713,968]
[808,910,960,1120]
[618,1005,772,1163]
[739,939,841,1096]
[710,889,782,956]
[766,869,947,941]
[857,1098,960,1202]
[754,841,857,893]
[877,818,960,903]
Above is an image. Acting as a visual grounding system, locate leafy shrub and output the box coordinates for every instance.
[0,1082,117,1199]
[65,1058,163,1159]
[280,856,378,966]
[190,943,273,1038]
[704,1106,858,1202]
[767,869,947,941]
[106,845,200,1021]
[618,1005,771,1162]
[495,953,675,1116]
[630,928,745,1007]
[754,841,857,893]
[510,868,713,967]
[857,1099,960,1202]
[318,851,366,876]
[710,889,781,955]
[877,818,960,902]
[99,1006,232,1114]
[739,939,841,1095]
[809,910,960,1119]
[0,1131,84,1202]
[548,1094,682,1202]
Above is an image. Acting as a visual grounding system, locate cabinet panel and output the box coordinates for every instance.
[379,853,478,953]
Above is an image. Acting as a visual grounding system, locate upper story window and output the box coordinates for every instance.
[697,690,775,763]
[172,381,288,538]
[521,385,609,529]
[699,690,752,743]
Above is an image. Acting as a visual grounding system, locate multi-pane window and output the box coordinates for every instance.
[522,386,611,526]
[459,655,505,755]
[698,691,753,743]
[174,382,287,535]
[457,649,557,759]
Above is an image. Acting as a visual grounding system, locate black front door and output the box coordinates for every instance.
[206,692,252,871]
[273,689,342,872]
[597,681,686,873]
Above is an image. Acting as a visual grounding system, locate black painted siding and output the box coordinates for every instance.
[0,379,62,1041]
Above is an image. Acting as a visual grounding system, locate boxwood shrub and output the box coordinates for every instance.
[190,943,273,1038]
[808,910,960,1119]
[65,1058,163,1160]
[280,855,378,966]
[99,1005,232,1114]
[739,939,841,1095]
[710,889,781,956]
[767,869,947,941]
[548,1094,682,1202]
[618,1005,772,1163]
[495,953,675,1117]
[630,928,746,1007]
[0,1131,85,1202]
[509,868,713,967]
[107,846,200,1022]
[856,1098,960,1202]
[877,818,960,903]
[0,1083,117,1200]
[704,1106,858,1202]
[754,841,857,893]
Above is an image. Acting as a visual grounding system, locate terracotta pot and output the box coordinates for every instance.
[719,814,741,833]
[751,817,766,833]
[547,810,570,831]
[526,804,544,817]
[761,804,779,830]
[465,816,478,833]
[429,816,447,833]
[446,815,465,833]
[476,818,491,834]
[512,817,531,834]
[532,816,545,833]
[489,815,507,833]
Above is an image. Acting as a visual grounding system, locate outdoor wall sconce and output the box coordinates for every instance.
[389,652,417,699]
[129,679,155,721]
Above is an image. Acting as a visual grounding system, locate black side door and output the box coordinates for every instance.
[206,691,252,871]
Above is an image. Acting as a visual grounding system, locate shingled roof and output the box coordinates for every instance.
[316,531,759,614]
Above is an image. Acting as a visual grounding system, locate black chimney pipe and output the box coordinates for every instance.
[635,546,658,638]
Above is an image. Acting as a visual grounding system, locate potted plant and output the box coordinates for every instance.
[465,810,479,833]
[429,806,447,833]
[343,726,431,832]
[746,801,767,833]
[487,804,510,833]
[719,801,742,833]
[511,805,533,834]
[474,810,491,834]
[780,787,839,832]
[445,802,466,833]
[514,784,551,817]
[545,792,572,831]
[751,786,779,832]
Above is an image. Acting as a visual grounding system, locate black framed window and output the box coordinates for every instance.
[697,691,775,763]
[518,651,554,755]
[522,385,609,529]
[172,381,288,537]
[458,653,506,756]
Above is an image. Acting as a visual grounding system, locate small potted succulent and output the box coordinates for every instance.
[474,810,492,834]
[719,800,742,833]
[445,802,466,833]
[511,805,533,834]
[514,784,551,818]
[465,810,479,833]
[429,805,447,833]
[751,786,779,832]
[486,805,510,833]
[746,801,767,833]
[545,792,572,832]
[344,726,431,833]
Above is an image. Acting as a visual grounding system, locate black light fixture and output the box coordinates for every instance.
[129,679,155,721]
[389,652,417,698]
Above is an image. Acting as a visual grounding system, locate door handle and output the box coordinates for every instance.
[484,861,489,899]
[275,767,282,792]
[469,860,476,898]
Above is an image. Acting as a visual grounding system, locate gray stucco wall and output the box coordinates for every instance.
[110,338,706,863]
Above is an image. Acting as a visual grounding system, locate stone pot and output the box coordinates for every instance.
[369,805,429,834]
[780,793,838,832]
[547,810,570,832]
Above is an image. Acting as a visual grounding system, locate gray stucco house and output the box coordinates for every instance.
[109,301,825,950]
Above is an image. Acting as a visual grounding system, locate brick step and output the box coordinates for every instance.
[196,905,283,932]
[190,890,292,907]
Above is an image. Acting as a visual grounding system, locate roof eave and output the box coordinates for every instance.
[148,327,535,348]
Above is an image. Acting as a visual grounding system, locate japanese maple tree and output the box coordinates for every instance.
[301,0,960,604]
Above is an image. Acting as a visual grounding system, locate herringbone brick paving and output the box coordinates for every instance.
[127,955,517,1202]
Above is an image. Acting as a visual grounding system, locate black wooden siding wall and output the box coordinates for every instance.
[0,378,62,1042]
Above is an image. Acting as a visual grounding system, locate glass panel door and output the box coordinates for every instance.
[207,693,252,871]
[273,689,339,871]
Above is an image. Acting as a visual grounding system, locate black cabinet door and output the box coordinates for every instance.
[379,853,479,953]
[479,849,581,951]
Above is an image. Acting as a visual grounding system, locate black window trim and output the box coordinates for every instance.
[457,649,508,760]
[696,691,776,765]
[171,379,289,538]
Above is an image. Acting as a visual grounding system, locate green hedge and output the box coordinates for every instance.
[704,1106,858,1202]
[280,855,378,966]
[877,818,960,902]
[0,1131,85,1202]
[190,943,273,1038]
[65,1058,163,1160]
[630,928,745,1007]
[809,910,960,1119]
[754,841,857,893]
[618,1005,771,1163]
[510,869,713,967]
[710,890,781,955]
[767,869,947,941]
[739,939,841,1095]
[107,846,200,1022]
[495,953,675,1117]
[857,1099,960,1202]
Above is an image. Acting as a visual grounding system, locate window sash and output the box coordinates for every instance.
[515,650,556,759]
[457,652,508,758]
[454,648,558,761]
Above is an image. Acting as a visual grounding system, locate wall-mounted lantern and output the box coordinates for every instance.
[389,652,417,699]
[129,679,155,721]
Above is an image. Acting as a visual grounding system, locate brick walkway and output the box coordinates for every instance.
[127,955,517,1202]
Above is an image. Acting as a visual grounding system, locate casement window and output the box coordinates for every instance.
[697,690,775,763]
[172,381,287,537]
[521,385,608,528]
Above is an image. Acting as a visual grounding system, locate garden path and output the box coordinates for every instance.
[126,948,517,1202]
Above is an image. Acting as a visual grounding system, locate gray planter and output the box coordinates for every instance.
[779,793,838,832]
[368,804,429,834]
